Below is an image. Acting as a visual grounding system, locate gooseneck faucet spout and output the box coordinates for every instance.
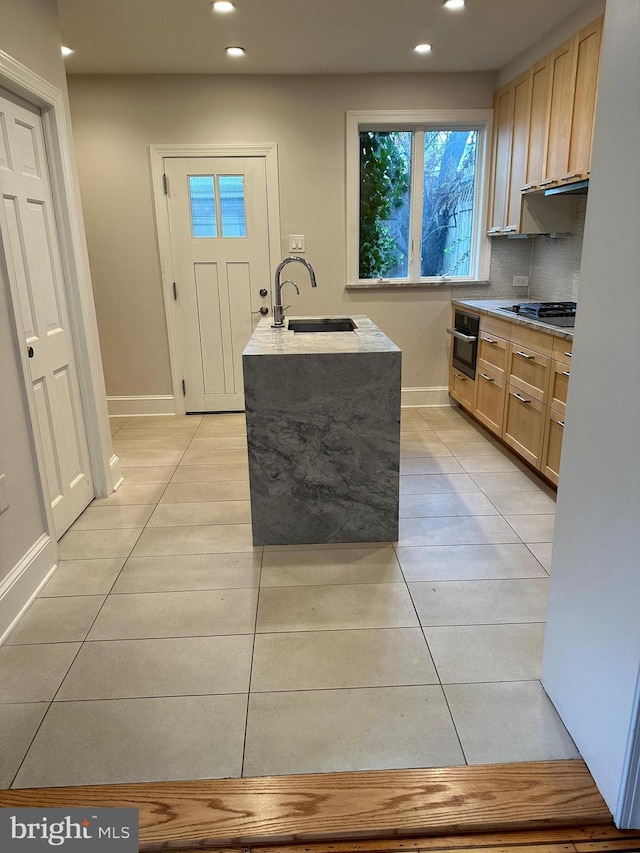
[272,256,317,327]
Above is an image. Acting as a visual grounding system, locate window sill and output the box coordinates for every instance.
[345,280,491,290]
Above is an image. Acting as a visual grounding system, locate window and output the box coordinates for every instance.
[347,111,491,284]
[188,174,247,238]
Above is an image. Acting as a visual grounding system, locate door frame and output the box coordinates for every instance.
[149,143,282,415]
[0,48,119,510]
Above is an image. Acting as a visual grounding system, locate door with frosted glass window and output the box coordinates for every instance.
[164,157,272,412]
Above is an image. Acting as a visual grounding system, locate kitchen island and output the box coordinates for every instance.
[243,315,401,545]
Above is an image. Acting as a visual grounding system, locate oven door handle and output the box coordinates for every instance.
[446,328,477,342]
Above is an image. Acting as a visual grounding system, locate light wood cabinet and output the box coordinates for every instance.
[543,37,576,187]
[568,17,603,179]
[449,367,476,411]
[503,384,545,467]
[541,408,566,485]
[547,359,571,416]
[505,72,531,232]
[507,343,551,403]
[475,368,506,436]
[521,56,551,192]
[552,335,573,362]
[487,85,514,234]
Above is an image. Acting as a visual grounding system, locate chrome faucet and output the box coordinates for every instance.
[272,256,317,327]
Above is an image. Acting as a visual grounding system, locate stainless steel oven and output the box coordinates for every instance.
[447,309,479,379]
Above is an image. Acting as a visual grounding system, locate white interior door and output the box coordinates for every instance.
[164,156,272,412]
[0,89,93,538]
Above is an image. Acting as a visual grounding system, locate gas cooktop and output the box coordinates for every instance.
[498,301,576,328]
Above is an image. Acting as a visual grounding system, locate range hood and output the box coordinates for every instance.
[544,179,589,196]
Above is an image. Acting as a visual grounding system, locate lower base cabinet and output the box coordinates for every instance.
[474,369,506,435]
[502,385,545,467]
[449,368,476,411]
[540,408,566,485]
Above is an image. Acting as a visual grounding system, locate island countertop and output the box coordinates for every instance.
[243,315,401,356]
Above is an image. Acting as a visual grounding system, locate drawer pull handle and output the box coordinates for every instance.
[564,351,572,358]
[515,350,534,360]
[561,370,570,377]
[482,337,497,344]
[480,373,495,382]
[512,392,531,404]
[558,420,565,428]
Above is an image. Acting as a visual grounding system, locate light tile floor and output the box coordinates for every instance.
[0,406,579,789]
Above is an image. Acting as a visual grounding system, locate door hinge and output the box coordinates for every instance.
[182,379,186,396]
[173,282,177,301]
[162,173,169,195]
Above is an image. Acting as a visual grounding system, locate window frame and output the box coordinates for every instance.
[346,110,493,286]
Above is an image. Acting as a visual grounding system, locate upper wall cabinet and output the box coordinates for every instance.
[487,15,602,236]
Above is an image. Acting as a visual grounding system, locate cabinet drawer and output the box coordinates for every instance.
[507,343,551,402]
[510,323,554,356]
[449,368,476,412]
[502,385,545,467]
[552,335,573,363]
[475,369,506,436]
[480,314,512,340]
[547,360,571,415]
[541,408,566,485]
[478,334,509,379]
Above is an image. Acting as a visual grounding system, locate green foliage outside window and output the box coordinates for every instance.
[359,132,410,278]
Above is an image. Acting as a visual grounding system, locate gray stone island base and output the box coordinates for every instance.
[243,316,401,545]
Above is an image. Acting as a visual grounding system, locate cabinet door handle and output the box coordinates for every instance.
[539,178,556,186]
[561,370,570,377]
[515,350,534,360]
[561,172,581,181]
[487,227,502,234]
[512,392,531,404]
[501,226,518,233]
[520,183,537,192]
[564,351,572,358]
[480,373,495,382]
[557,420,565,428]
[456,374,467,382]
[482,336,497,344]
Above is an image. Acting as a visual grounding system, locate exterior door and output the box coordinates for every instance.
[164,156,272,412]
[0,89,93,538]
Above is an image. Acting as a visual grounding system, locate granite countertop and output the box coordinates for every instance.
[452,298,575,341]
[243,315,401,356]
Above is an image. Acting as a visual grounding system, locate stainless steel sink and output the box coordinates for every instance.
[288,318,357,333]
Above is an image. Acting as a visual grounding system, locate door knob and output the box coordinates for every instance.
[259,306,269,316]
[27,346,34,358]
[259,288,268,297]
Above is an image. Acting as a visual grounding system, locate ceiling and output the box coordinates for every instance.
[57,0,589,75]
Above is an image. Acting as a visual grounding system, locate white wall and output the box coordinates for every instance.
[67,71,495,404]
[541,0,640,826]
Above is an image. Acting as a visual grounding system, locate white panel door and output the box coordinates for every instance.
[0,89,93,538]
[164,157,272,412]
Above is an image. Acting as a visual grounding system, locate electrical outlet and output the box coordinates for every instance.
[513,275,529,288]
[288,235,306,253]
[0,474,9,514]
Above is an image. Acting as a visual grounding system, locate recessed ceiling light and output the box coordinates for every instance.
[226,46,246,57]
[443,0,465,9]
[61,46,74,56]
[212,1,236,11]
[414,43,433,54]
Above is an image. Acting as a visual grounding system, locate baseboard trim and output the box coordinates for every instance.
[107,395,175,417]
[0,533,57,645]
[401,386,451,408]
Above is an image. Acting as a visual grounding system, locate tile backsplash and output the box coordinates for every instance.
[460,195,586,302]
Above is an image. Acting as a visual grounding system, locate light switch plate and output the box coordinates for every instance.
[288,235,306,253]
[0,473,9,514]
[513,275,529,288]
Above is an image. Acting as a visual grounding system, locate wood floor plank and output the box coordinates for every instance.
[0,761,613,850]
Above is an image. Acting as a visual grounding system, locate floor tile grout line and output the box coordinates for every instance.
[240,545,265,778]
